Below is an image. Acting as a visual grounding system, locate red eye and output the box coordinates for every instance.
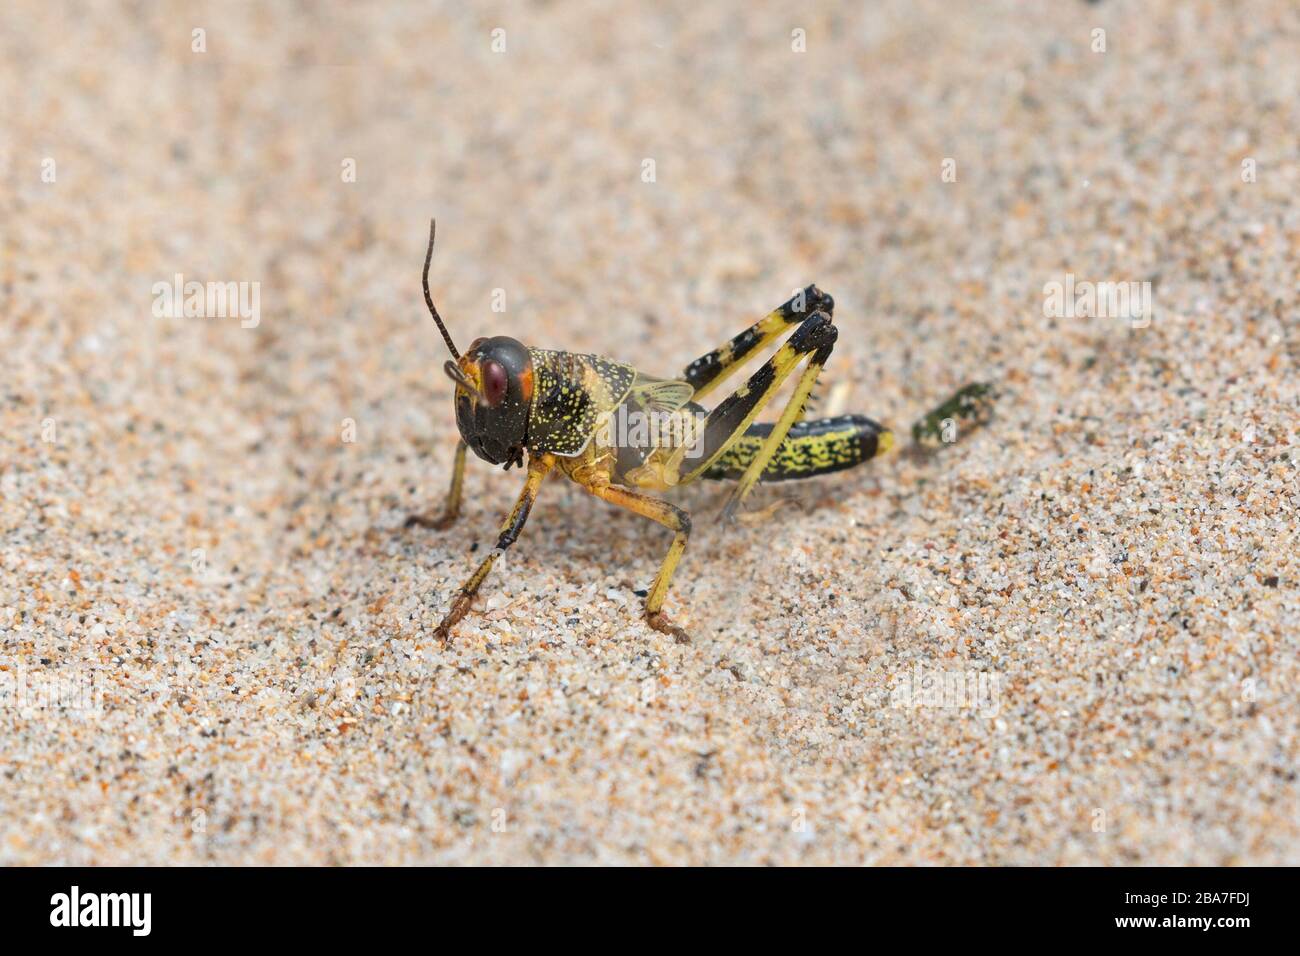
[482,360,508,406]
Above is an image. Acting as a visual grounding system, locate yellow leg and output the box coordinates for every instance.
[684,285,834,403]
[433,452,554,642]
[718,330,834,522]
[671,312,837,496]
[575,478,693,643]
[407,440,467,530]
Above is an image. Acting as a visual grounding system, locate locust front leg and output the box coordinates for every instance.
[433,452,555,642]
[407,440,467,530]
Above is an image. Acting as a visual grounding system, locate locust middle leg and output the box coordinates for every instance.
[562,452,694,643]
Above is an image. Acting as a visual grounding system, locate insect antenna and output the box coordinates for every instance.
[423,219,460,360]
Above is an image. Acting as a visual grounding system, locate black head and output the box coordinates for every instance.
[448,336,533,466]
[419,219,534,468]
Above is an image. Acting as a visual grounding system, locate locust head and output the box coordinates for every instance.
[423,221,533,467]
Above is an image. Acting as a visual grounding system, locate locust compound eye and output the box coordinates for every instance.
[482,359,509,407]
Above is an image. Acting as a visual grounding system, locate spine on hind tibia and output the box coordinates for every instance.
[701,415,892,483]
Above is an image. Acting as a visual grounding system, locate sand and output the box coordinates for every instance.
[1,0,1296,865]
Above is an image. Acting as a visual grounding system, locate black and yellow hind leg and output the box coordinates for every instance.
[717,320,837,522]
[433,452,555,642]
[670,311,839,521]
[683,285,835,402]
